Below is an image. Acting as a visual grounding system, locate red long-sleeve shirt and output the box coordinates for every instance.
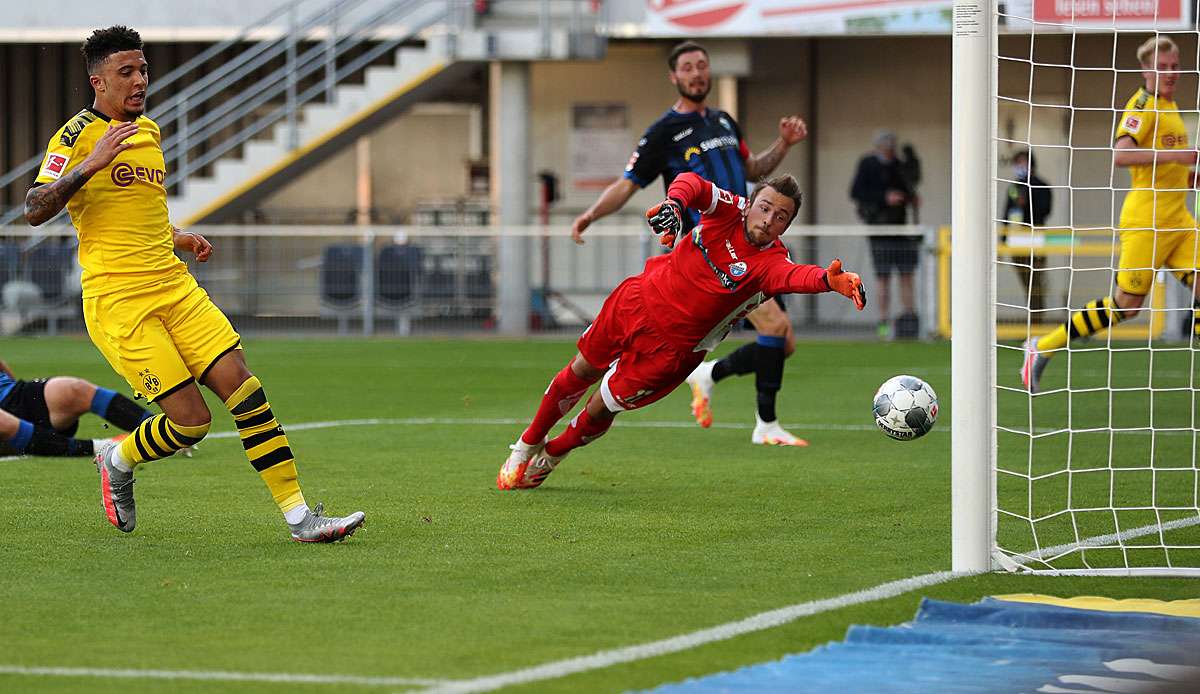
[637,172,830,352]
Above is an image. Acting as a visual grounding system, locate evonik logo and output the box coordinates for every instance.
[111,162,165,187]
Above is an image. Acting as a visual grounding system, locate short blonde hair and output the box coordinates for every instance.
[1137,36,1178,66]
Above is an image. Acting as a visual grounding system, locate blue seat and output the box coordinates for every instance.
[26,243,75,303]
[377,244,423,305]
[320,244,364,307]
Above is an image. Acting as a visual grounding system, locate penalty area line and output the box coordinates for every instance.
[413,570,972,694]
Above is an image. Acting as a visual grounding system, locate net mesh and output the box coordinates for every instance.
[994,1,1200,574]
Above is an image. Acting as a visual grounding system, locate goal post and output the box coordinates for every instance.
[952,0,997,573]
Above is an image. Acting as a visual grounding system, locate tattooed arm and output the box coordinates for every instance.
[744,116,808,181]
[24,168,92,226]
[24,121,139,226]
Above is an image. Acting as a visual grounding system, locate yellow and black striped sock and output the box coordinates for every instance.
[118,414,209,466]
[1037,296,1128,353]
[224,376,305,515]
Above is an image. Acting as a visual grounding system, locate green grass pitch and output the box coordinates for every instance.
[0,336,1196,693]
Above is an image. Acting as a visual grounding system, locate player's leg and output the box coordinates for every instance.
[84,293,211,532]
[685,299,798,434]
[43,376,153,433]
[1164,227,1200,338]
[744,301,806,447]
[0,403,96,457]
[202,349,364,542]
[502,281,632,488]
[532,346,701,487]
[868,236,894,338]
[1023,228,1160,392]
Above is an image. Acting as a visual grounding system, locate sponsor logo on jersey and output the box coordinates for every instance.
[699,135,740,153]
[40,153,69,180]
[1124,115,1142,132]
[728,261,747,277]
[111,162,165,187]
[1162,133,1188,147]
[625,150,640,172]
[672,127,694,142]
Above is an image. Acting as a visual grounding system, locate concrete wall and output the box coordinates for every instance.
[260,106,474,220]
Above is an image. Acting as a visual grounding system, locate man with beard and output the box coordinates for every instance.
[501,172,866,491]
[24,26,364,541]
[571,41,811,447]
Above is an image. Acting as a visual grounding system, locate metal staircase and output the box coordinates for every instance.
[0,0,606,227]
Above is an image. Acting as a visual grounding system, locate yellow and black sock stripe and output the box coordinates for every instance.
[224,376,305,513]
[1067,296,1127,340]
[118,414,209,466]
[1175,271,1200,337]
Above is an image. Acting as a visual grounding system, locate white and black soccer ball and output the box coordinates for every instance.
[873,375,938,441]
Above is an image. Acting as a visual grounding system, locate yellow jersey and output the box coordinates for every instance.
[1114,88,1193,228]
[34,107,185,298]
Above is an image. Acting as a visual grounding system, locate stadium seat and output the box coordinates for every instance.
[377,244,424,335]
[27,242,75,304]
[319,244,365,334]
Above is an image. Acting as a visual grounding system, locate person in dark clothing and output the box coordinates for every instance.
[850,130,921,338]
[1002,150,1052,317]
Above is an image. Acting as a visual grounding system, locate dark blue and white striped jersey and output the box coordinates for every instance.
[623,108,750,230]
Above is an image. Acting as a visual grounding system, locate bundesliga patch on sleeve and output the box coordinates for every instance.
[40,153,69,180]
[1124,115,1142,132]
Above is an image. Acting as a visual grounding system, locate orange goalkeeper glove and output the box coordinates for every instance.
[823,258,866,310]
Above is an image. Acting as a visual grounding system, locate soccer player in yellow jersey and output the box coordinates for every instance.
[24,26,365,542]
[1022,36,1200,393]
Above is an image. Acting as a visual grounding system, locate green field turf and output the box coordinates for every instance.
[0,336,1196,694]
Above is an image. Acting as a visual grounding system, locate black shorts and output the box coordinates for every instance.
[868,235,922,275]
[741,296,787,331]
[0,378,74,436]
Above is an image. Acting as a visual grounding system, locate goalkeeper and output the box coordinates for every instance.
[1023,35,1200,392]
[498,172,866,490]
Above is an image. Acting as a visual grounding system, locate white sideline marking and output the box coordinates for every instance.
[0,665,445,687]
[413,571,967,694]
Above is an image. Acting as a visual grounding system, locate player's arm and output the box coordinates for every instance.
[1113,135,1198,167]
[172,226,213,262]
[24,122,139,226]
[573,124,670,245]
[764,257,866,310]
[0,359,13,379]
[744,116,807,180]
[571,178,639,244]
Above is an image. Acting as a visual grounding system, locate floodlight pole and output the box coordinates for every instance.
[951,0,995,572]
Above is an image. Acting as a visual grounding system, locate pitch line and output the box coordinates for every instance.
[412,570,969,694]
[0,665,445,687]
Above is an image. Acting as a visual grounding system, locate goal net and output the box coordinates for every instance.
[989,0,1200,574]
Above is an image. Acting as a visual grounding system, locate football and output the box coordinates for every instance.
[873,375,938,441]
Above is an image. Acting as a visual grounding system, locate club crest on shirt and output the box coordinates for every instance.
[728,261,748,278]
[138,369,161,395]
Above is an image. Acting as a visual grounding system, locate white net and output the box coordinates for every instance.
[994,1,1200,574]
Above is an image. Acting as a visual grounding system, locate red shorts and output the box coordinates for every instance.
[577,277,704,412]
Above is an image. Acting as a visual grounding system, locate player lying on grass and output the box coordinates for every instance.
[0,358,155,458]
[498,172,866,490]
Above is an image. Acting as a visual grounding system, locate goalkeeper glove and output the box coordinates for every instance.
[823,258,867,310]
[646,199,684,240]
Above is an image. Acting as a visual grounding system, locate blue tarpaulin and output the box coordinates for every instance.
[646,598,1200,693]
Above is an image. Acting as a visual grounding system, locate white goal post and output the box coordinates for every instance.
[955,0,1200,575]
